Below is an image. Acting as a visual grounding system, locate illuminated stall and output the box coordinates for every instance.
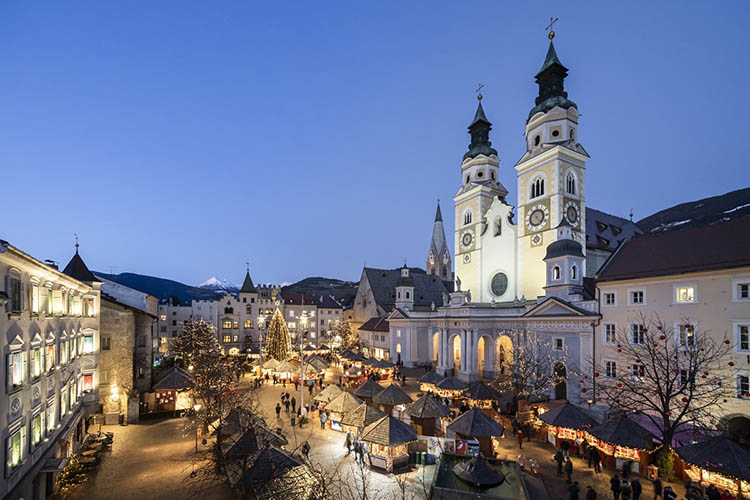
[418,371,441,393]
[463,382,502,411]
[435,376,469,404]
[360,415,418,473]
[261,358,281,375]
[353,379,384,403]
[537,402,598,448]
[313,384,344,405]
[447,409,505,457]
[404,394,450,437]
[340,402,385,436]
[586,415,655,474]
[676,436,750,497]
[372,383,413,418]
[323,391,363,432]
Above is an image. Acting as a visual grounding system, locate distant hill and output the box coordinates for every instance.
[638,187,750,233]
[95,272,218,304]
[197,277,239,293]
[282,276,359,308]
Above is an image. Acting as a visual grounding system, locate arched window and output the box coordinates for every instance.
[397,291,401,299]
[552,266,560,281]
[405,291,410,299]
[491,171,496,180]
[464,210,473,225]
[441,268,447,278]
[531,177,545,199]
[465,175,470,184]
[571,265,577,280]
[534,135,540,146]
[566,172,576,195]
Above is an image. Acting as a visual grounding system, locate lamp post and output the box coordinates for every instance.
[193,403,202,452]
[299,309,308,423]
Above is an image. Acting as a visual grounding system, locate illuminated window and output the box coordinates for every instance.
[222,320,232,329]
[83,336,94,353]
[84,297,95,317]
[31,284,40,314]
[160,314,167,321]
[31,412,44,446]
[9,351,25,389]
[83,375,93,392]
[631,364,645,382]
[223,335,231,343]
[677,324,695,348]
[233,321,239,329]
[31,347,42,379]
[72,296,82,316]
[52,290,63,315]
[675,286,695,303]
[47,403,55,431]
[739,325,750,352]
[738,375,750,399]
[8,426,24,469]
[604,324,616,344]
[244,320,253,329]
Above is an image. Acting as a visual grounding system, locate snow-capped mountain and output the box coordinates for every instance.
[198,277,239,292]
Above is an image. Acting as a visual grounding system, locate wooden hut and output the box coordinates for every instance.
[360,415,417,472]
[435,376,469,403]
[447,409,505,456]
[152,366,193,412]
[418,371,442,393]
[404,394,450,436]
[463,382,502,410]
[372,383,413,417]
[323,392,363,432]
[537,402,598,448]
[340,402,386,436]
[313,384,343,405]
[353,379,384,402]
[586,415,655,473]
[676,436,750,496]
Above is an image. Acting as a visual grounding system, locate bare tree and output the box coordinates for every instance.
[591,314,733,477]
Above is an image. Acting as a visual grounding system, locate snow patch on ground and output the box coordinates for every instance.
[723,202,750,214]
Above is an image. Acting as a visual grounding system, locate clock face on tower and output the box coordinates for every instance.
[461,230,474,250]
[565,201,580,227]
[525,204,549,231]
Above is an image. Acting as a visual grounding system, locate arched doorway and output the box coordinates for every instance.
[451,335,461,374]
[477,336,485,375]
[496,335,513,376]
[432,332,439,366]
[554,363,567,400]
[477,335,493,378]
[726,415,750,442]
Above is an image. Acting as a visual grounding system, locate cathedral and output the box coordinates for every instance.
[386,37,620,404]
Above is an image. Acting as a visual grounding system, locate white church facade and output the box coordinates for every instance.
[386,39,602,404]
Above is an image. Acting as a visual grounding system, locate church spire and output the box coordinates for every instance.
[464,96,498,160]
[434,199,443,222]
[528,40,577,121]
[240,269,257,293]
[427,200,452,282]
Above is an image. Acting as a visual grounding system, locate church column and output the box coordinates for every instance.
[460,330,467,372]
[438,329,446,369]
[470,329,478,373]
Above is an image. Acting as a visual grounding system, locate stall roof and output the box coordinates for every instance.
[313,384,344,404]
[436,376,469,391]
[373,384,413,406]
[538,403,599,430]
[353,379,383,399]
[588,415,655,451]
[405,394,451,419]
[676,436,750,482]
[324,391,363,414]
[418,371,442,385]
[464,382,502,402]
[237,445,303,486]
[361,415,418,446]
[453,453,506,487]
[153,366,194,390]
[448,409,505,438]
[340,403,386,429]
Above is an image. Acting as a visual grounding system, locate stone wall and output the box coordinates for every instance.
[100,299,136,422]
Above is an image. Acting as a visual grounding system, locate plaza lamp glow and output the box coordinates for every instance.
[299,309,308,420]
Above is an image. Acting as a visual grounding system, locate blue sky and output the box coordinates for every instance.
[1,1,748,286]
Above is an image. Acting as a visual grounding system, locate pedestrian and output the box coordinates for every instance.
[581,438,589,460]
[524,421,532,442]
[339,375,342,385]
[554,449,564,475]
[587,443,593,468]
[516,430,524,449]
[565,457,573,484]
[662,486,676,500]
[569,481,581,500]
[574,436,581,456]
[284,399,290,414]
[360,440,367,465]
[586,485,597,500]
[621,480,632,500]
[294,380,298,391]
[706,484,721,500]
[302,441,311,461]
[720,489,735,500]
[652,477,662,499]
[631,478,642,500]
[561,439,570,457]
[275,403,281,419]
[320,411,327,430]
[622,460,632,479]
[592,448,601,473]
[611,474,621,500]
[290,413,296,427]
[353,436,360,462]
[283,377,286,387]
[291,397,296,413]
[309,383,313,396]
[512,418,519,435]
[344,431,352,455]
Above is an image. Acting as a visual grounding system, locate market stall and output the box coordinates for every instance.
[676,436,750,497]
[372,383,413,418]
[435,376,469,404]
[586,415,655,473]
[340,402,386,436]
[371,359,395,380]
[418,371,441,393]
[447,409,505,457]
[404,394,450,436]
[360,415,418,473]
[537,402,598,449]
[353,379,384,403]
[304,354,329,373]
[313,384,344,405]
[261,358,281,375]
[463,382,502,411]
[323,391,363,432]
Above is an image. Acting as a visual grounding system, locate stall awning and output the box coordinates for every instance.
[40,457,69,472]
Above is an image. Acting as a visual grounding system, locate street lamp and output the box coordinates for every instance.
[299,310,308,423]
[193,403,202,452]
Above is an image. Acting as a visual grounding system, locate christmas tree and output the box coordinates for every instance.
[264,307,292,360]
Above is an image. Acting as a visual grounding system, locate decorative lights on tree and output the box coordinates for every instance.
[590,314,733,480]
[264,307,292,361]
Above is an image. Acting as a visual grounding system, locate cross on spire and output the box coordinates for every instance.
[475,83,484,101]
[74,233,79,253]
[546,16,559,40]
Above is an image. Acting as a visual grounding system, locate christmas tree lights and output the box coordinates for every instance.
[264,307,292,361]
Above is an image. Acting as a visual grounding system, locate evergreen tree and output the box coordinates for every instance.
[264,307,292,360]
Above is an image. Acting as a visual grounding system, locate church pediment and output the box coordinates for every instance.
[522,297,595,318]
[387,308,409,320]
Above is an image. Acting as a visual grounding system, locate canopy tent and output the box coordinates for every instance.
[360,415,418,472]
[676,436,750,495]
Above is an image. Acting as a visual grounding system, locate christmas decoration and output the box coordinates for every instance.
[264,307,292,361]
[55,457,87,493]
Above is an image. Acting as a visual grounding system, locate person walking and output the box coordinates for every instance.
[308,383,314,396]
[290,412,296,427]
[345,431,352,456]
[631,478,642,500]
[284,399,290,414]
[586,485,597,500]
[574,436,581,456]
[706,484,721,500]
[611,474,622,500]
[582,438,589,462]
[592,448,601,473]
[275,403,281,419]
[620,480,632,500]
[565,457,573,484]
[516,430,524,449]
[291,397,296,414]
[622,460,632,480]
[561,439,570,457]
[554,449,564,476]
[587,443,593,468]
[319,411,327,430]
[652,477,662,499]
[283,377,286,387]
[569,481,581,500]
[524,421,532,442]
[353,437,361,462]
[302,441,311,461]
[294,379,298,391]
[662,486,676,500]
[359,440,367,465]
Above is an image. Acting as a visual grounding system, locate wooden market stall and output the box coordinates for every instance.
[372,383,413,418]
[340,402,386,436]
[152,366,194,412]
[404,394,451,437]
[313,384,343,406]
[435,376,469,405]
[537,402,599,449]
[360,415,418,472]
[586,415,655,474]
[323,391,363,432]
[261,358,281,375]
[675,436,750,497]
[447,409,505,457]
[417,371,442,393]
[353,379,384,403]
[463,382,503,411]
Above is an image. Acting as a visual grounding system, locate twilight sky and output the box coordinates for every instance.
[1,2,748,286]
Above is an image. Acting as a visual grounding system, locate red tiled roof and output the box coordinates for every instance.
[597,216,750,282]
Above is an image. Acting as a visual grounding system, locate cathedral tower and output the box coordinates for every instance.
[515,39,589,301]
[454,97,514,302]
[427,200,452,285]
